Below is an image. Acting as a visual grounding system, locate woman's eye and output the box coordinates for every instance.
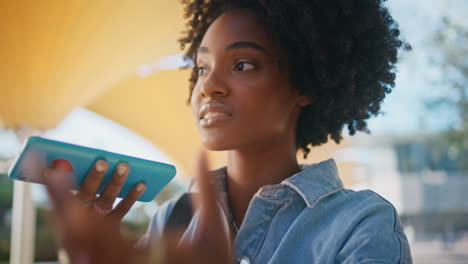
[234,62,255,72]
[197,67,207,76]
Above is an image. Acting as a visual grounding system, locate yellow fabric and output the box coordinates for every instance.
[0,0,184,128]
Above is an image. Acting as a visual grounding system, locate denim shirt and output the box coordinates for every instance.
[141,159,412,264]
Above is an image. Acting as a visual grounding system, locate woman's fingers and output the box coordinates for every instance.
[42,167,86,236]
[53,160,140,219]
[42,168,76,213]
[22,151,47,183]
[187,150,231,261]
[95,163,129,210]
[111,182,146,219]
[41,162,146,264]
[76,160,108,204]
[195,151,220,223]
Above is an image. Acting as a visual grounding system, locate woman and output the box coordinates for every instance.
[44,0,412,263]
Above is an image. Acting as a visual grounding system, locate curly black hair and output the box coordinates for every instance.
[179,0,410,158]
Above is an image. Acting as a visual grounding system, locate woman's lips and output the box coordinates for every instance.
[198,103,233,127]
[200,111,233,127]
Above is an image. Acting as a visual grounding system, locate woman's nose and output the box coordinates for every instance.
[200,71,229,98]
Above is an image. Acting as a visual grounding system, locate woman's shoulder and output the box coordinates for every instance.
[310,188,412,263]
[337,188,398,208]
[330,188,402,220]
[312,187,404,230]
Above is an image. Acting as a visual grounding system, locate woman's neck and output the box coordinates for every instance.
[225,140,300,228]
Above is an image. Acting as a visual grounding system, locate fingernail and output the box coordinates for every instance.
[117,163,127,175]
[96,160,106,172]
[136,183,146,192]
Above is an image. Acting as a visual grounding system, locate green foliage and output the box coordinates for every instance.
[0,173,13,262]
[34,208,59,261]
[430,14,468,169]
[0,175,59,262]
[0,174,13,204]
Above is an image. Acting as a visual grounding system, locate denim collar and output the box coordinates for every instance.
[282,159,344,208]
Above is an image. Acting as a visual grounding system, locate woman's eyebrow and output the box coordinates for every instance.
[197,41,271,55]
[226,41,270,55]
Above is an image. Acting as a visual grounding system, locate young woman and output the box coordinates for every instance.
[44,0,412,263]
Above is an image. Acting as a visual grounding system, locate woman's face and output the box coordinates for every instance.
[191,9,308,151]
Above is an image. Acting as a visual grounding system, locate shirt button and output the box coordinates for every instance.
[274,189,286,198]
[238,256,250,264]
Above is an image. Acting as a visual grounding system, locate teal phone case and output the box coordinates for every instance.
[8,136,176,202]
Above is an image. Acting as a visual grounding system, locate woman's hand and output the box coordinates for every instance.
[43,151,233,264]
[72,161,146,222]
[160,151,232,264]
[43,162,146,264]
[45,160,146,232]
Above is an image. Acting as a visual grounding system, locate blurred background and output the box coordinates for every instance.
[0,0,467,263]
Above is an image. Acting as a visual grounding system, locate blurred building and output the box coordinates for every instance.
[395,140,468,241]
[346,134,468,241]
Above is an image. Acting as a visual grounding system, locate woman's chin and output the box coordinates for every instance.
[202,142,232,151]
[201,138,235,151]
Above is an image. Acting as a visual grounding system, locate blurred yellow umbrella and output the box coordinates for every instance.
[0,0,184,129]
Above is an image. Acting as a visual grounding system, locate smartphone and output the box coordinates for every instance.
[8,136,176,202]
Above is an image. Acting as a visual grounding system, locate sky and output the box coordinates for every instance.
[367,0,467,135]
